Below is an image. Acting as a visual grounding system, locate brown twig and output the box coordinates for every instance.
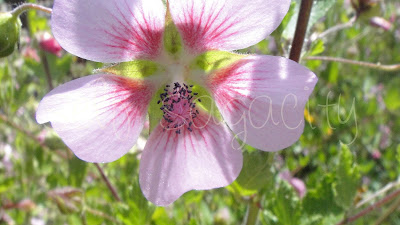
[336,188,400,225]
[304,56,400,72]
[373,196,400,225]
[94,163,122,202]
[289,0,314,62]
[311,16,357,42]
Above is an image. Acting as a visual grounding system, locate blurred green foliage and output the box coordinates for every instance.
[1,0,400,224]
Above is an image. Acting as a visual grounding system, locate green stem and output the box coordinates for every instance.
[289,0,314,63]
[11,3,52,17]
[40,51,54,90]
[304,56,400,72]
[244,200,260,225]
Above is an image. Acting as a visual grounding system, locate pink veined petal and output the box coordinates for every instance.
[51,0,165,63]
[139,110,243,206]
[207,55,318,152]
[169,0,290,54]
[36,74,155,163]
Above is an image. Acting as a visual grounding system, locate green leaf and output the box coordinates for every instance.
[68,156,87,187]
[303,175,343,216]
[227,150,274,195]
[384,82,400,111]
[152,207,174,225]
[309,39,325,56]
[271,182,300,225]
[333,144,360,209]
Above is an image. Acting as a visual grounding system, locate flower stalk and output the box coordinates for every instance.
[289,0,314,62]
[94,163,122,202]
[11,3,52,17]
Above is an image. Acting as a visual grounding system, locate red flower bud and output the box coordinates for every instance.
[38,32,62,57]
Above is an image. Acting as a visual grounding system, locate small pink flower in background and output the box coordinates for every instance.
[371,149,381,159]
[22,46,41,62]
[280,171,306,198]
[369,17,393,31]
[36,0,317,205]
[38,32,62,57]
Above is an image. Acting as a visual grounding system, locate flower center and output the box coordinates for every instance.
[158,82,200,134]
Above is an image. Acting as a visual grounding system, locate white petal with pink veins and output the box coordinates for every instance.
[169,0,290,54]
[207,55,318,152]
[51,0,165,63]
[36,74,155,162]
[139,111,243,206]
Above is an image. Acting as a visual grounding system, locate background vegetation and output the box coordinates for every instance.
[1,0,400,224]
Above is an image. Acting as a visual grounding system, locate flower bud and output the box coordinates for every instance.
[0,12,21,57]
[38,32,62,57]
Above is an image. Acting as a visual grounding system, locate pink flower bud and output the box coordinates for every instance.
[280,170,307,198]
[38,32,62,57]
[371,150,381,159]
[370,17,392,31]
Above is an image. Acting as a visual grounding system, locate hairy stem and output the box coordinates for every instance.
[94,163,122,202]
[304,56,400,72]
[289,0,314,62]
[243,200,260,225]
[11,3,52,17]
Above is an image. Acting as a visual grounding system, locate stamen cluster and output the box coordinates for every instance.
[158,82,200,134]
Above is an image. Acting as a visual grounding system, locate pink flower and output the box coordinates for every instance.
[36,0,317,205]
[22,46,41,62]
[38,32,63,57]
[280,171,306,198]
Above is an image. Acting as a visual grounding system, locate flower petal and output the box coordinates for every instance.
[139,111,243,206]
[207,55,318,152]
[51,0,165,63]
[36,74,155,162]
[169,0,290,54]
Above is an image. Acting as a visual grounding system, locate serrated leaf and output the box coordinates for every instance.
[303,175,343,216]
[333,144,360,209]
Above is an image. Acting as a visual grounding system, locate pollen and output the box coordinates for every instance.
[158,82,200,134]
